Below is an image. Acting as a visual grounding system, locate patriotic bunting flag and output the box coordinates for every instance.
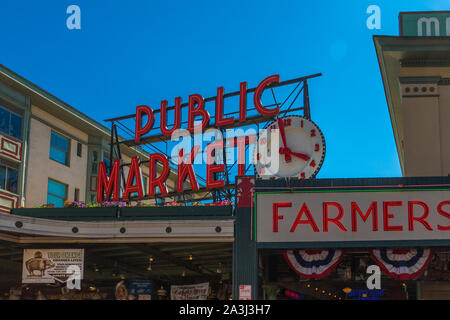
[370,248,434,280]
[283,249,345,279]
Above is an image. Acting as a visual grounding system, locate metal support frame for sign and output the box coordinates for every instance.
[103,73,321,203]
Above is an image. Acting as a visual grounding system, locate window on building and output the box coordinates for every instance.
[0,106,22,140]
[47,179,67,208]
[0,163,18,194]
[50,131,70,165]
[103,152,111,175]
[77,142,82,157]
[74,188,80,202]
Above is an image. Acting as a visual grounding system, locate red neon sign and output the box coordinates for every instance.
[97,74,281,201]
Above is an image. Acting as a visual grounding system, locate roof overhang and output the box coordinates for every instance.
[373,36,450,175]
[0,212,234,244]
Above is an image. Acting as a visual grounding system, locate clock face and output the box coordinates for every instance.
[253,116,326,179]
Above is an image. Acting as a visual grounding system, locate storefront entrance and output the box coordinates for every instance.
[0,204,234,300]
[258,248,450,300]
[233,176,450,300]
[0,241,233,300]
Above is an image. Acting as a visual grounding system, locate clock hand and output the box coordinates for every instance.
[288,150,310,161]
[277,118,291,162]
[277,118,288,149]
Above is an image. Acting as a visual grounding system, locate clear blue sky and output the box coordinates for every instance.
[1,0,448,179]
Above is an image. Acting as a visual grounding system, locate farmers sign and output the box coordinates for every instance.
[256,189,450,243]
[22,249,84,284]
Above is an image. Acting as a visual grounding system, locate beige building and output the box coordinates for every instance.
[374,12,450,300]
[374,13,450,177]
[0,64,181,213]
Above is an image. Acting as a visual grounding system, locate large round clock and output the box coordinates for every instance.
[253,115,325,179]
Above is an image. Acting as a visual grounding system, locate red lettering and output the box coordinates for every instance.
[229,135,255,176]
[273,202,291,232]
[438,201,450,231]
[215,87,234,127]
[123,157,144,200]
[206,140,225,189]
[383,201,403,231]
[253,75,280,117]
[97,160,121,202]
[134,105,154,143]
[351,202,378,231]
[177,146,200,193]
[323,202,347,232]
[148,153,169,197]
[160,98,181,136]
[188,94,210,133]
[408,201,433,231]
[206,163,225,189]
[239,82,247,122]
[290,203,319,232]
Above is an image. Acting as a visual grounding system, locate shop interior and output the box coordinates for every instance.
[259,248,450,300]
[0,240,233,300]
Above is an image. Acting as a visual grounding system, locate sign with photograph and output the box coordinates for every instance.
[170,282,209,300]
[22,249,84,284]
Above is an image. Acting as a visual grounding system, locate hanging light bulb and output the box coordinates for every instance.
[216,263,222,274]
[149,257,154,263]
[181,269,186,277]
[188,254,193,261]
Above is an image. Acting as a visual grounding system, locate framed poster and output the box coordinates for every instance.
[22,249,84,284]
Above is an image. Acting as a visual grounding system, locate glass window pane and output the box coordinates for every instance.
[103,154,111,175]
[50,147,67,165]
[6,167,18,194]
[0,108,9,135]
[51,132,69,151]
[48,180,66,198]
[0,165,5,190]
[47,194,64,208]
[10,113,22,140]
